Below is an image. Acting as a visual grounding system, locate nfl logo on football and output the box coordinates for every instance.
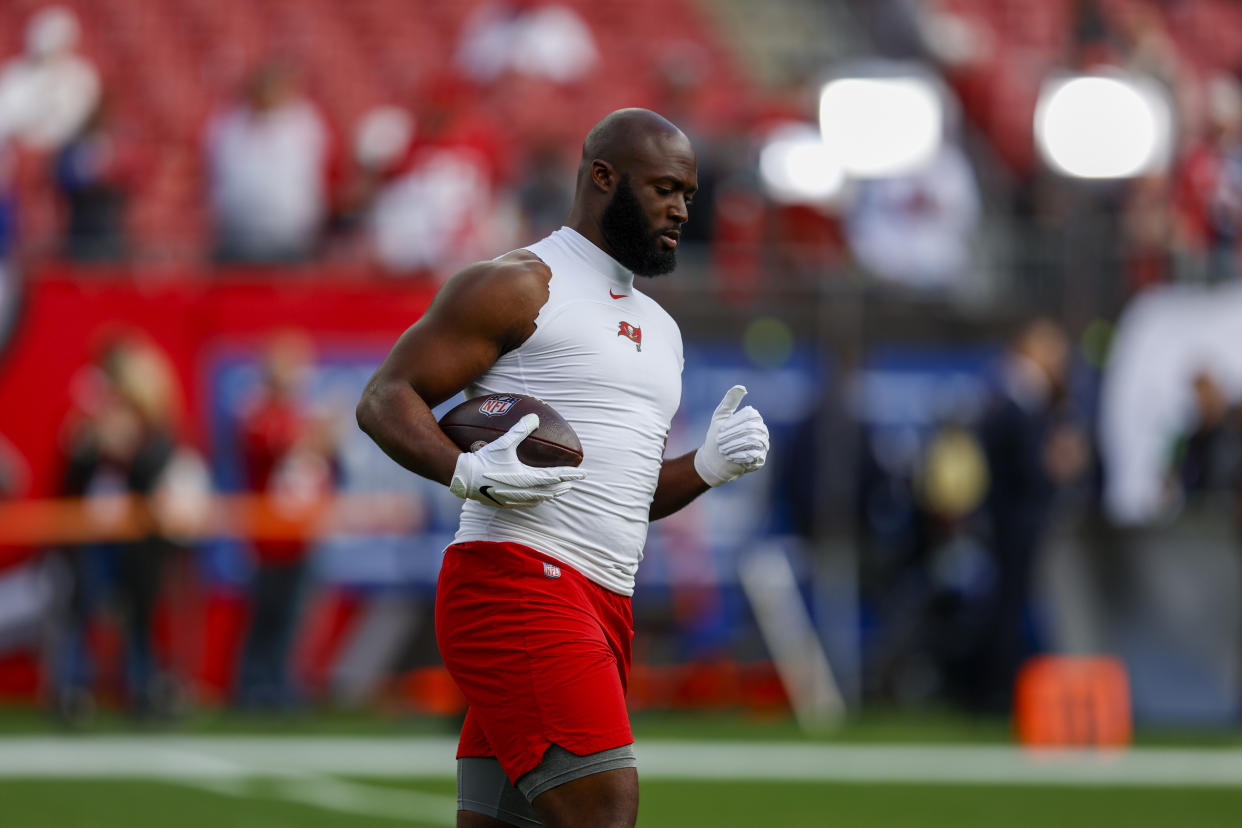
[479,395,519,417]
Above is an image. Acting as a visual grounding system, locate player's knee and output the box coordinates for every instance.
[532,767,638,828]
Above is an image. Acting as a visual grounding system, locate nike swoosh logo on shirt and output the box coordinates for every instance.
[479,485,502,506]
[609,289,627,299]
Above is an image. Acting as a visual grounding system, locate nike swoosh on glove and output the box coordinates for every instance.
[449,413,586,508]
[693,385,770,487]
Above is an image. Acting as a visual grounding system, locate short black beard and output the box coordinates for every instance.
[600,174,677,277]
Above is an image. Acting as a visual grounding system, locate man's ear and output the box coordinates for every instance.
[590,159,615,194]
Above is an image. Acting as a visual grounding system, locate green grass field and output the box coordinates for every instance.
[2,708,1241,827]
[4,777,1242,828]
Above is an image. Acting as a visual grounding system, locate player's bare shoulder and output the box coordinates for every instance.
[428,249,553,352]
[487,248,553,306]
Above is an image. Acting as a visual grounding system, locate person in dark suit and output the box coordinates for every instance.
[975,318,1088,711]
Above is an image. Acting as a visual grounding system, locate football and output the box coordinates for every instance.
[437,393,584,467]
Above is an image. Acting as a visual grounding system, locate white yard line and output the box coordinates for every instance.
[98,742,459,825]
[0,736,459,778]
[1,737,1242,788]
[181,774,458,825]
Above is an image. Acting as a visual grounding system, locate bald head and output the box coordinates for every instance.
[577,108,691,185]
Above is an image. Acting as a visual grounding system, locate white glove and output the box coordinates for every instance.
[449,413,586,508]
[693,385,770,487]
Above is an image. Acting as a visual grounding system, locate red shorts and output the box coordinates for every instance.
[435,540,635,782]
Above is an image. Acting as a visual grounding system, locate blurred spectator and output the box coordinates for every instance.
[1171,370,1242,502]
[0,6,99,153]
[235,333,339,710]
[332,105,415,245]
[54,97,138,262]
[844,141,981,293]
[0,6,99,279]
[1176,75,1242,284]
[370,149,496,275]
[973,318,1088,711]
[51,332,207,723]
[368,81,508,276]
[454,0,598,85]
[206,63,335,264]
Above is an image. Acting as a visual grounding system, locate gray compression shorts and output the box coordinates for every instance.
[457,743,637,826]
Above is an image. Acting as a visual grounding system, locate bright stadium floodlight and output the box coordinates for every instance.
[758,122,845,205]
[819,76,943,178]
[1035,73,1172,178]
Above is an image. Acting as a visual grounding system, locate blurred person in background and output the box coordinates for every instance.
[50,332,208,723]
[1177,74,1242,285]
[234,332,339,711]
[1169,369,1242,505]
[206,62,336,264]
[973,318,1088,712]
[369,137,498,276]
[0,5,99,301]
[54,96,139,262]
[0,6,99,153]
[368,76,509,277]
[454,0,598,86]
[455,0,600,150]
[844,139,981,294]
[330,105,415,257]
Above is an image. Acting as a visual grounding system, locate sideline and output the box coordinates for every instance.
[2,737,1242,787]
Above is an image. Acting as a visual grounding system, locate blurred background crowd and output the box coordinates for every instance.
[0,0,1240,735]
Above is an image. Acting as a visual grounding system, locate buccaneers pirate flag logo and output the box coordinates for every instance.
[617,321,641,352]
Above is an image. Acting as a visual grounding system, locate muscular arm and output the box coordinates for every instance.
[355,252,551,485]
[649,451,710,521]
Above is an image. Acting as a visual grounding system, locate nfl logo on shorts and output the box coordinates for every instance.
[479,394,519,417]
[543,562,561,579]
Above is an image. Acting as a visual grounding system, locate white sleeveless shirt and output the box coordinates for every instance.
[452,227,684,595]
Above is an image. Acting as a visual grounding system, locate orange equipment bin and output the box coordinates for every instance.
[1014,656,1132,748]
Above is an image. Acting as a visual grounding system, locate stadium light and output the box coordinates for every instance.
[819,76,943,178]
[1035,73,1172,178]
[758,122,845,205]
